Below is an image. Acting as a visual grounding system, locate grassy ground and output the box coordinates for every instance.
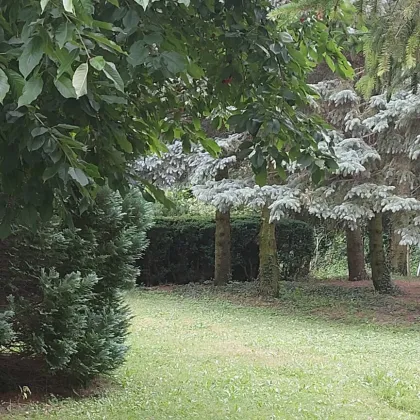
[5,281,420,419]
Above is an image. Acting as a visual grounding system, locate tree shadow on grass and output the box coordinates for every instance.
[163,279,420,329]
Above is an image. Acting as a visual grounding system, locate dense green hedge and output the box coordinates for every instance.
[138,216,314,285]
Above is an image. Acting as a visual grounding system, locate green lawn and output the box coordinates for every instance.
[9,285,420,419]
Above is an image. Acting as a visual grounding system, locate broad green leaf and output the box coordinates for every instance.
[50,148,63,163]
[276,165,286,180]
[5,70,25,98]
[40,0,50,13]
[56,48,79,79]
[142,190,155,203]
[115,134,132,153]
[55,124,80,130]
[266,118,280,134]
[161,51,186,74]
[43,163,61,181]
[85,32,124,53]
[246,119,262,137]
[43,138,56,153]
[18,75,43,108]
[92,20,113,31]
[311,168,324,184]
[134,0,149,10]
[128,41,148,66]
[269,43,283,55]
[324,55,336,72]
[200,137,221,157]
[31,127,49,137]
[337,58,354,79]
[187,62,204,79]
[103,62,124,92]
[58,135,87,150]
[250,148,264,168]
[72,63,88,98]
[143,33,163,45]
[100,95,127,104]
[297,153,312,168]
[54,75,77,98]
[90,56,106,71]
[193,118,201,131]
[227,113,248,131]
[123,10,140,30]
[0,69,10,104]
[279,32,294,44]
[182,136,191,153]
[63,0,74,13]
[56,22,75,49]
[107,0,119,5]
[27,136,45,151]
[325,157,339,171]
[19,36,44,79]
[69,167,89,186]
[255,161,267,186]
[143,180,175,209]
[83,163,100,178]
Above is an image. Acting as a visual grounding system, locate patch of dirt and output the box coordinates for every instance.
[324,278,419,292]
[0,378,110,417]
[0,354,113,416]
[322,278,420,305]
[152,284,177,292]
[164,279,420,327]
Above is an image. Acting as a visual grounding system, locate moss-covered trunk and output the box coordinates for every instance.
[368,213,394,294]
[214,208,231,286]
[214,167,231,286]
[346,227,368,281]
[258,204,280,297]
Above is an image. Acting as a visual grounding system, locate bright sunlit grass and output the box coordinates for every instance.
[9,286,420,419]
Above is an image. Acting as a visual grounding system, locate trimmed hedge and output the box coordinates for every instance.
[138,216,314,285]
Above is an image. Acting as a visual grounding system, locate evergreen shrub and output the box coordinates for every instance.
[0,187,153,389]
[139,216,314,285]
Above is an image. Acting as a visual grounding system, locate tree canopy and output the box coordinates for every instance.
[275,0,420,94]
[0,0,352,236]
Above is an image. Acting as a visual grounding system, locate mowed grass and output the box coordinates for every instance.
[9,284,420,419]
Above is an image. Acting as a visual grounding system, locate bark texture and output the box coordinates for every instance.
[346,227,368,281]
[368,214,394,294]
[258,204,280,297]
[390,231,409,276]
[213,167,231,286]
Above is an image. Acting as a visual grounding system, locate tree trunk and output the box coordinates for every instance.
[389,156,411,276]
[214,208,231,286]
[346,227,368,281]
[213,167,231,286]
[390,232,409,276]
[258,204,280,297]
[368,214,394,294]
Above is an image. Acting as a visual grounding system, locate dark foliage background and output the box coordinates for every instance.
[139,216,314,285]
